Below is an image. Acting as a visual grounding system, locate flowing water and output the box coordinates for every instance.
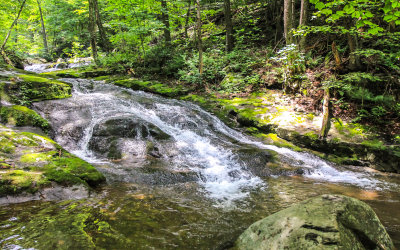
[1,77,400,249]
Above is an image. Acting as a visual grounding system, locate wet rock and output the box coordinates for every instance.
[0,185,90,205]
[236,194,394,250]
[92,117,170,140]
[89,117,172,161]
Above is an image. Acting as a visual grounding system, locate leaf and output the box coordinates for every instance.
[344,4,355,14]
[316,2,325,10]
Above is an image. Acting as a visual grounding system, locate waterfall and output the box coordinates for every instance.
[33,78,388,203]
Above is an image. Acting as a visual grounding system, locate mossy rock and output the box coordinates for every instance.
[0,105,50,132]
[114,79,189,98]
[2,73,72,105]
[0,127,105,196]
[236,194,394,249]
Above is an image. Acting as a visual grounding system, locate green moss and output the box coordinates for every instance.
[43,156,105,187]
[333,119,369,139]
[304,131,319,141]
[305,113,315,121]
[0,137,15,153]
[20,151,56,163]
[6,74,72,104]
[113,79,188,98]
[0,128,105,196]
[258,133,303,151]
[0,105,50,132]
[0,170,48,195]
[361,139,387,150]
[181,94,208,104]
[40,69,81,78]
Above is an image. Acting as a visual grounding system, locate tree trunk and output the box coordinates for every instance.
[298,0,308,51]
[93,0,111,52]
[224,0,234,52]
[37,0,49,59]
[319,88,331,139]
[196,0,203,75]
[184,0,192,38]
[274,0,283,44]
[347,33,361,71]
[1,0,27,66]
[283,0,293,44]
[161,0,171,44]
[88,0,98,63]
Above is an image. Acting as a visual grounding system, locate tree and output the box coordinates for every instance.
[298,0,308,51]
[88,0,98,63]
[196,0,203,74]
[184,0,192,38]
[1,0,27,67]
[283,0,293,44]
[224,0,234,52]
[161,0,171,44]
[93,0,111,52]
[37,0,49,59]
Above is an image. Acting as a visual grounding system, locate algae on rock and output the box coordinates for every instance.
[0,125,105,197]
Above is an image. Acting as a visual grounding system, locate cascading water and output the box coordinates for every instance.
[24,59,91,73]
[33,78,389,204]
[3,71,400,249]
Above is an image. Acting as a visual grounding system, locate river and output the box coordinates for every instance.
[1,69,399,249]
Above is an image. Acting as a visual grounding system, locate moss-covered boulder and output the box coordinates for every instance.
[0,125,105,198]
[0,105,50,132]
[236,194,394,250]
[114,78,189,98]
[1,73,71,105]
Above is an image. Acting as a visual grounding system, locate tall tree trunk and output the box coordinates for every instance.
[184,0,192,38]
[93,0,111,52]
[196,0,203,75]
[224,0,234,52]
[298,0,308,51]
[1,0,27,66]
[283,0,293,44]
[347,33,361,71]
[274,0,283,44]
[161,0,171,44]
[319,88,331,139]
[37,0,49,59]
[88,0,98,63]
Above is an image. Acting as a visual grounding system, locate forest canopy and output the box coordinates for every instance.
[1,0,400,140]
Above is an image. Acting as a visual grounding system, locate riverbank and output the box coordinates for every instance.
[40,67,400,174]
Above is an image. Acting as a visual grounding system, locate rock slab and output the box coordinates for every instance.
[236,194,394,250]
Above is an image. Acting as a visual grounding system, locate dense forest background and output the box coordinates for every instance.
[1,0,400,142]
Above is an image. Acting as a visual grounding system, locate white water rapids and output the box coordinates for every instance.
[33,78,389,203]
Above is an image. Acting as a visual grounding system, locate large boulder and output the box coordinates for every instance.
[236,194,394,250]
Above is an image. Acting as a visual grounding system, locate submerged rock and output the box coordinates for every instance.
[236,194,394,250]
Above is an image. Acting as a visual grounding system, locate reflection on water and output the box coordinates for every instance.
[1,175,399,249]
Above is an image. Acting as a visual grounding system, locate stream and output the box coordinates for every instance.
[1,73,400,249]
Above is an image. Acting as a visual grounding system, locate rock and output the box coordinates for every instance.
[92,117,170,140]
[236,194,394,250]
[89,116,172,160]
[0,125,105,198]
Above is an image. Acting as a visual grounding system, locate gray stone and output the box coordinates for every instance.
[236,194,394,250]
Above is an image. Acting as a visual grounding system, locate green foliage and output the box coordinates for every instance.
[271,44,305,92]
